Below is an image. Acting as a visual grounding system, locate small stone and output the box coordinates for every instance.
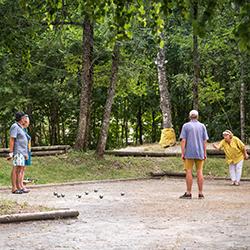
[99,195,103,199]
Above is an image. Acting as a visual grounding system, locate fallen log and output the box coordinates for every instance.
[150,171,186,178]
[31,145,71,152]
[0,209,79,223]
[0,145,71,157]
[31,150,66,156]
[105,151,181,157]
[105,150,225,158]
[106,148,250,158]
[150,171,250,181]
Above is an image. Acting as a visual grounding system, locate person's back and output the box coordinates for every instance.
[181,119,208,159]
[179,110,209,199]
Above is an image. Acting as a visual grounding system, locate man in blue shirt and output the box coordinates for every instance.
[179,110,209,199]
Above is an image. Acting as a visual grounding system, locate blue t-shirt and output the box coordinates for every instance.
[180,120,209,159]
[10,123,28,156]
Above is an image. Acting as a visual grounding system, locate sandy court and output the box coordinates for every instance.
[0,178,250,250]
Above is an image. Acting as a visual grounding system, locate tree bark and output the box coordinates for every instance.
[151,111,156,143]
[50,101,58,145]
[192,0,200,110]
[74,16,94,150]
[240,55,245,142]
[156,46,172,128]
[96,42,120,157]
[136,102,143,145]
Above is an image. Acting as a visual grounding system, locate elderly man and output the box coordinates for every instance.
[9,111,29,194]
[179,110,209,199]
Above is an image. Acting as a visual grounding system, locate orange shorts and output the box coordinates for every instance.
[184,159,204,171]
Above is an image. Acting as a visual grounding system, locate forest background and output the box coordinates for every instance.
[0,0,249,157]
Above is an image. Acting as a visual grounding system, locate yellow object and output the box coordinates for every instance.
[184,159,204,170]
[218,136,245,164]
[159,128,176,148]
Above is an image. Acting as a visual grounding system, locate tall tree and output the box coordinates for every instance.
[74,14,94,150]
[240,53,246,142]
[156,43,172,129]
[191,0,200,110]
[96,42,120,157]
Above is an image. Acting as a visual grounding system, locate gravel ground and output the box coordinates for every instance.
[0,178,250,250]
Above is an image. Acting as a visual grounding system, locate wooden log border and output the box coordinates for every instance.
[105,149,250,158]
[0,209,79,223]
[150,171,250,181]
[0,145,71,158]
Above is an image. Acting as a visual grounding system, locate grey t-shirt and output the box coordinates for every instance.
[180,120,209,159]
[10,122,28,156]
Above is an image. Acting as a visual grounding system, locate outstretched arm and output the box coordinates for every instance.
[243,146,249,160]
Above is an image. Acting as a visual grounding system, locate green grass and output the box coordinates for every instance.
[0,151,250,187]
[0,199,51,215]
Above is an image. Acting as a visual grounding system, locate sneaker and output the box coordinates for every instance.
[179,192,192,199]
[235,182,240,186]
[231,181,235,186]
[198,194,204,199]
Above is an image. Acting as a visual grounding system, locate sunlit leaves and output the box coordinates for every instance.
[200,76,225,104]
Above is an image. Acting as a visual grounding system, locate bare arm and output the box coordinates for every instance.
[243,146,249,160]
[212,143,219,150]
[7,137,15,159]
[9,137,15,153]
[181,139,186,160]
[204,140,207,160]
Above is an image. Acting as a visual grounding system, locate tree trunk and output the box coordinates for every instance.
[96,42,120,157]
[192,0,200,110]
[240,56,245,142]
[4,125,8,148]
[74,16,94,150]
[50,101,58,145]
[123,98,129,145]
[156,46,172,128]
[137,103,143,145]
[151,111,156,143]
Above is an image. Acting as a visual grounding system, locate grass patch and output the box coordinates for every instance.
[0,199,51,215]
[0,151,250,186]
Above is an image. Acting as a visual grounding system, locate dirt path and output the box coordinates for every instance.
[0,178,250,250]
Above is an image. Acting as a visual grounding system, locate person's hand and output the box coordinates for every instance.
[204,154,207,160]
[244,153,249,160]
[212,143,218,149]
[25,155,28,160]
[181,153,185,160]
[6,152,13,161]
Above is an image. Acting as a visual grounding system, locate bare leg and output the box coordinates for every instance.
[197,168,204,194]
[11,167,17,192]
[186,169,193,194]
[19,166,25,189]
[16,166,23,190]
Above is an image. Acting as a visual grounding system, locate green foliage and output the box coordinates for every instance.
[199,76,225,105]
[0,0,250,149]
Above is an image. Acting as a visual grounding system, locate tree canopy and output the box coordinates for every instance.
[0,0,249,149]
